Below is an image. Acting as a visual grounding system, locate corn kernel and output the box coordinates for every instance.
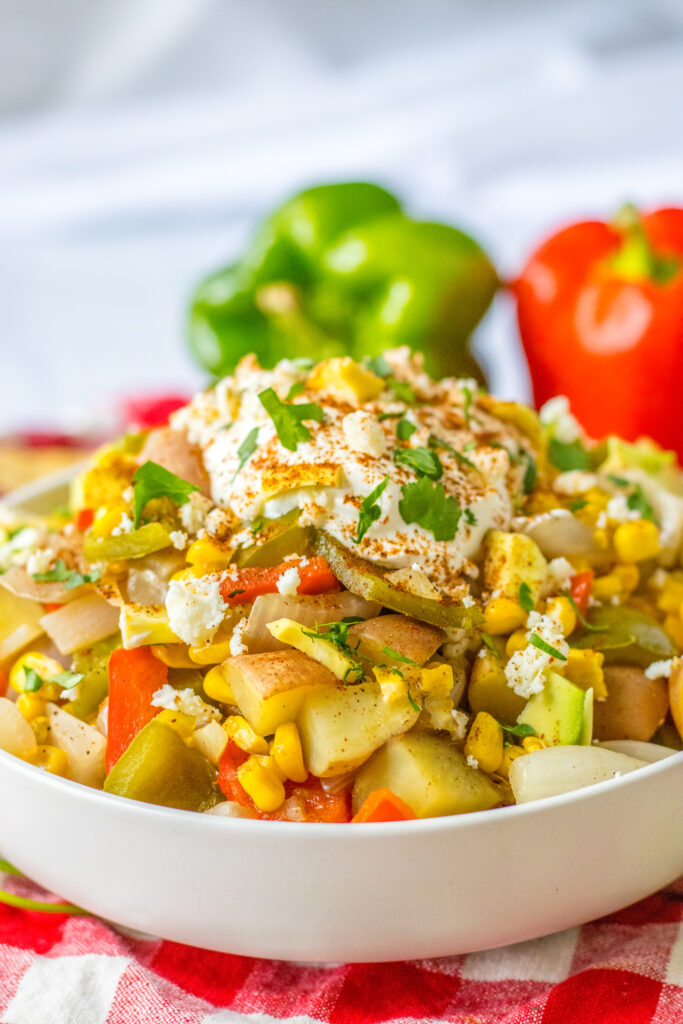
[545,596,577,637]
[16,693,47,722]
[30,745,69,777]
[592,564,639,601]
[187,537,231,572]
[613,520,659,563]
[156,708,196,737]
[522,736,546,753]
[505,629,528,657]
[420,662,454,700]
[664,613,683,649]
[91,502,129,537]
[271,722,307,783]
[203,665,236,705]
[150,644,197,668]
[224,715,268,755]
[464,711,504,774]
[9,652,66,694]
[31,715,50,745]
[496,744,526,779]
[483,596,528,636]
[655,573,683,613]
[563,648,607,700]
[189,637,235,666]
[237,755,286,812]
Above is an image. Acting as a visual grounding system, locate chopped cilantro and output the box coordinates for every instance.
[381,646,420,665]
[406,689,421,713]
[564,590,608,632]
[387,378,416,404]
[285,380,306,400]
[365,354,391,378]
[259,388,324,451]
[428,433,477,470]
[462,440,477,452]
[396,418,417,441]
[22,668,45,693]
[233,427,260,482]
[498,721,537,739]
[356,476,390,544]
[33,558,100,590]
[522,452,537,494]
[227,589,246,600]
[132,460,199,527]
[394,446,443,480]
[250,518,265,535]
[569,499,589,514]
[377,411,403,422]
[608,474,630,488]
[398,478,462,542]
[626,484,657,523]
[480,632,502,660]
[464,507,477,526]
[548,439,591,472]
[529,634,567,661]
[303,618,364,681]
[53,671,84,690]
[518,581,535,613]
[462,385,473,426]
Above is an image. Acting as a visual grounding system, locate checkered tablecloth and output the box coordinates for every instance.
[1,869,683,1023]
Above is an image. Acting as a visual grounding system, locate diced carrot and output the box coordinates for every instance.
[352,788,418,823]
[106,647,166,773]
[75,508,94,532]
[570,571,594,615]
[220,556,340,606]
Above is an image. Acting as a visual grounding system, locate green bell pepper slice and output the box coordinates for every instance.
[65,633,121,721]
[103,719,219,811]
[571,605,676,668]
[83,522,173,563]
[232,509,312,569]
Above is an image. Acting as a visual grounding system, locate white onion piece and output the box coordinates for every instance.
[319,769,357,795]
[1,566,82,604]
[513,510,599,560]
[46,703,106,787]
[205,801,254,819]
[509,745,648,804]
[41,593,120,655]
[598,739,679,763]
[96,697,109,738]
[244,592,381,654]
[0,696,37,758]
[125,549,186,606]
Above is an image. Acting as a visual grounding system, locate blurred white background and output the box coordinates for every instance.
[2,0,683,432]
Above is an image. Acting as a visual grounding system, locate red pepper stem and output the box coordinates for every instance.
[611,204,679,284]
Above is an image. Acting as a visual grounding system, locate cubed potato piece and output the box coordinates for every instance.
[267,618,362,681]
[120,604,180,648]
[483,530,547,602]
[348,615,444,667]
[0,586,45,668]
[352,733,501,818]
[222,650,336,735]
[297,679,420,777]
[0,696,38,758]
[193,720,229,765]
[468,651,527,723]
[593,665,669,742]
[46,702,106,787]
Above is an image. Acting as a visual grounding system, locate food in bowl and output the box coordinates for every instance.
[0,350,681,822]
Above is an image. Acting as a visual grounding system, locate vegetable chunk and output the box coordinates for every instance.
[348,614,444,666]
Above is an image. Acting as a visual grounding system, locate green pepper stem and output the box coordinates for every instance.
[611,203,679,284]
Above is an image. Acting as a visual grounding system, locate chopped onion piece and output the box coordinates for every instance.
[205,801,254,819]
[509,745,648,804]
[244,592,381,654]
[598,739,679,763]
[1,566,84,604]
[46,703,106,787]
[41,593,120,655]
[513,510,599,560]
[0,696,37,758]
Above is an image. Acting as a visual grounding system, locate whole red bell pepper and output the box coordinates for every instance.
[106,647,167,772]
[515,206,683,457]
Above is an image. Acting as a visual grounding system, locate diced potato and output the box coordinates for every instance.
[307,357,384,402]
[468,651,527,723]
[193,720,229,765]
[120,604,180,649]
[483,530,547,602]
[46,702,106,787]
[267,618,362,682]
[297,679,420,776]
[0,696,38,758]
[221,650,335,735]
[593,665,668,742]
[352,733,501,818]
[0,585,45,668]
[348,614,444,667]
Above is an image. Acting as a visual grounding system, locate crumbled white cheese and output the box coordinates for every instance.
[596,511,608,529]
[276,566,301,596]
[645,659,675,680]
[606,495,640,523]
[111,512,134,536]
[553,471,598,496]
[168,530,188,550]
[0,527,40,570]
[539,395,582,443]
[229,616,249,657]
[466,754,480,770]
[342,410,387,458]
[26,548,53,575]
[451,709,469,742]
[179,492,213,535]
[541,557,575,598]
[461,595,475,608]
[151,684,219,726]
[205,507,234,540]
[165,576,227,646]
[505,613,569,699]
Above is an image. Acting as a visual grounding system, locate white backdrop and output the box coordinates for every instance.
[1,0,683,433]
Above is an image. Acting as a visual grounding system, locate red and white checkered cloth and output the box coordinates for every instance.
[1,871,683,1023]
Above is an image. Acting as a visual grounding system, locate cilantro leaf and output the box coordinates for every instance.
[608,474,630,488]
[499,721,537,739]
[259,388,324,452]
[398,478,462,541]
[518,582,535,613]
[462,385,473,426]
[406,689,421,712]
[250,518,265,535]
[522,452,537,494]
[480,632,502,660]
[303,618,364,681]
[356,476,390,544]
[132,460,199,528]
[529,634,567,661]
[22,668,45,693]
[428,433,477,470]
[563,590,608,632]
[233,427,259,481]
[377,411,402,422]
[33,558,100,590]
[365,354,391,378]
[387,378,416,404]
[548,439,591,472]
[285,381,306,401]
[394,446,443,480]
[396,418,416,441]
[626,485,657,523]
[381,645,420,665]
[53,671,84,690]
[464,507,477,526]
[569,499,589,513]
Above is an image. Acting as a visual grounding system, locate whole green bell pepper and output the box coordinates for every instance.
[188,182,498,382]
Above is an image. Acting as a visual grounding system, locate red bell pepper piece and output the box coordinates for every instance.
[220,556,340,606]
[351,788,418,823]
[569,571,594,617]
[106,647,167,772]
[515,206,683,457]
[0,668,7,698]
[75,508,94,532]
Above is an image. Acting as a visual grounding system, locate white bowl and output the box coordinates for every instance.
[1,474,682,962]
